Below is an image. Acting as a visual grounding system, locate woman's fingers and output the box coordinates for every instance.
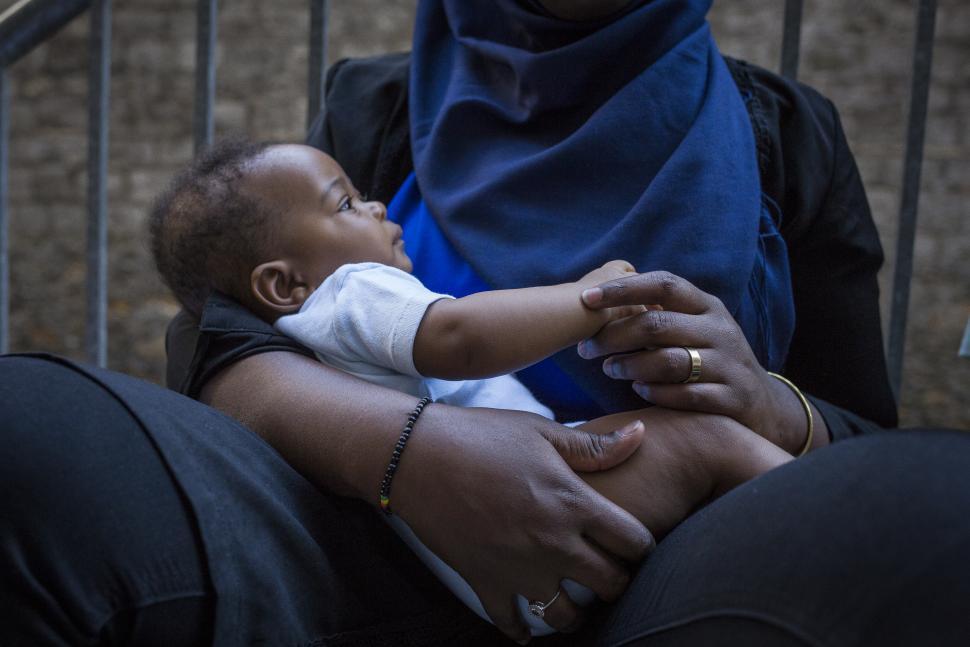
[479,594,530,644]
[523,586,585,634]
[579,309,720,358]
[602,347,724,384]
[582,270,717,314]
[581,496,655,566]
[632,381,736,418]
[561,537,633,604]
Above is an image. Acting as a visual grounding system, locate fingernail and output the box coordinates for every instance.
[577,340,588,358]
[582,287,603,306]
[603,359,620,378]
[633,382,651,399]
[619,420,644,437]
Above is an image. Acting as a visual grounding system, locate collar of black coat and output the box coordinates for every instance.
[199,291,275,335]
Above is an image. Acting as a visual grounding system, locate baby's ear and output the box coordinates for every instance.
[251,260,310,315]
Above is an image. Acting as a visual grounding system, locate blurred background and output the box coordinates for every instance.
[1,0,967,428]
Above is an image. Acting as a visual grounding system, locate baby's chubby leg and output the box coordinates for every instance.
[578,408,791,540]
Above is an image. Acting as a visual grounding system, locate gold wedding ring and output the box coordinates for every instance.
[681,347,702,383]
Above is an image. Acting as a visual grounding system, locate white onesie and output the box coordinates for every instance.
[275,262,593,635]
[275,262,554,416]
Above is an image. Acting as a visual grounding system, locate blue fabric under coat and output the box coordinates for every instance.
[388,173,601,420]
[405,0,795,417]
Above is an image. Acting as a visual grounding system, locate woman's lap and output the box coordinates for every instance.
[0,355,215,645]
[591,428,970,646]
[2,356,968,646]
[0,355,492,645]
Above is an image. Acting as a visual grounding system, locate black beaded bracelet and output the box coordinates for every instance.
[379,396,432,516]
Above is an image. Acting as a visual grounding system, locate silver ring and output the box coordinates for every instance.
[681,347,702,383]
[527,589,561,619]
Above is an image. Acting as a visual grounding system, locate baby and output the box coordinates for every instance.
[150,140,791,633]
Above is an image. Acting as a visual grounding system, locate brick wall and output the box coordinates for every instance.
[3,0,967,428]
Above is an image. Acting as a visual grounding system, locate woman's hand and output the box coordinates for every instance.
[393,405,654,642]
[577,271,826,454]
[201,352,653,643]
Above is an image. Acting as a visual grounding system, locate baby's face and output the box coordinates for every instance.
[246,144,412,290]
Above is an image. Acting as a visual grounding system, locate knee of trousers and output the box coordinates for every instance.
[599,429,970,647]
[0,356,211,643]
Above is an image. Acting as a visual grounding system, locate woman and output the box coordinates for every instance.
[162,1,965,643]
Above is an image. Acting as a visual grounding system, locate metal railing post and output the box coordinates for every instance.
[780,0,803,79]
[0,70,8,354]
[887,0,938,397]
[85,0,110,367]
[307,0,329,130]
[0,0,91,68]
[194,0,216,152]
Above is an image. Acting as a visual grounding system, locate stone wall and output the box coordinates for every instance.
[3,0,967,428]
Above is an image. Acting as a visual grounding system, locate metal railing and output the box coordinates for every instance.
[193,0,217,152]
[0,0,330,366]
[886,0,938,397]
[0,0,941,401]
[1,0,93,359]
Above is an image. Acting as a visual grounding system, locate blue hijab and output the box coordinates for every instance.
[408,0,794,415]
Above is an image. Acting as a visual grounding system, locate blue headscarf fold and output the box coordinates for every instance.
[408,0,795,415]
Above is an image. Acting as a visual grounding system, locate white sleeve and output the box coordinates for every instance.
[274,262,453,377]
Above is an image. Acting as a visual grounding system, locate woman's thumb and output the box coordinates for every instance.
[540,420,644,472]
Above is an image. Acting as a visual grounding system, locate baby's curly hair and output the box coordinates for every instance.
[149,139,278,318]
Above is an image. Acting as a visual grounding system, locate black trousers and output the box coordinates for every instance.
[2,355,968,646]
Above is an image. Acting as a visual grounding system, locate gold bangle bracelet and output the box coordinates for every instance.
[767,372,814,457]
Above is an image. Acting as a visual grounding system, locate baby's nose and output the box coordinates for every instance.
[368,200,387,221]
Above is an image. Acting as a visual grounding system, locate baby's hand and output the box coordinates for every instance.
[579,260,637,287]
[579,261,653,322]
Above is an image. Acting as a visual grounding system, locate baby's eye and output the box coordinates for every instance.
[338,196,356,211]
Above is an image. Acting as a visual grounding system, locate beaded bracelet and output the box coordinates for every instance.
[767,372,814,457]
[379,396,432,515]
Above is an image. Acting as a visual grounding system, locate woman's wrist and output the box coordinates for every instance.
[379,397,432,514]
[336,400,434,506]
[368,401,459,520]
[763,371,829,454]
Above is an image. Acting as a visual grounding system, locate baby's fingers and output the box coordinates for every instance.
[604,304,648,321]
[579,310,710,359]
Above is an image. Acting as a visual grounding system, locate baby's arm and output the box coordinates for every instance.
[414,260,637,379]
[577,408,792,540]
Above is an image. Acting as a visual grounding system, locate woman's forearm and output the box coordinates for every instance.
[199,351,418,501]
